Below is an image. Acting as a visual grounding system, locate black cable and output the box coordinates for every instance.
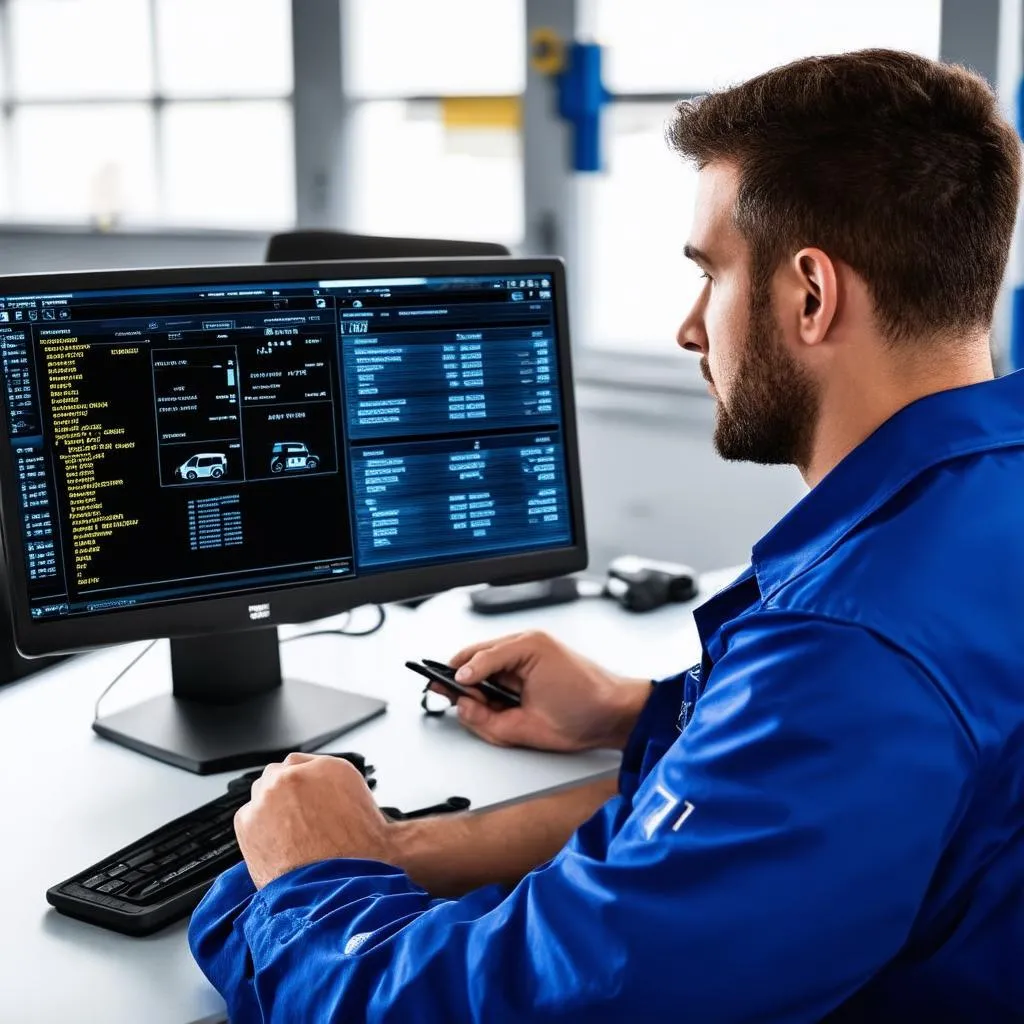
[93,639,159,723]
[337,603,386,636]
[285,604,386,641]
[281,610,352,641]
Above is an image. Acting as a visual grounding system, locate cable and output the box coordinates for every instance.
[93,639,159,724]
[281,610,352,641]
[337,603,386,636]
[92,605,387,720]
[285,604,386,641]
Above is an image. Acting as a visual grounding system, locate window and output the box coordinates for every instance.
[155,0,292,98]
[343,0,525,246]
[162,101,294,229]
[344,0,524,97]
[0,73,7,218]
[0,117,8,222]
[345,100,523,246]
[0,8,6,218]
[9,0,153,99]
[578,103,701,355]
[12,104,159,225]
[590,0,942,94]
[578,0,943,358]
[0,0,295,228]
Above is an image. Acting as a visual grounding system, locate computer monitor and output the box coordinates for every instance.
[0,258,586,773]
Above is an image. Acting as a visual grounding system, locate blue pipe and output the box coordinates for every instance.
[556,42,611,173]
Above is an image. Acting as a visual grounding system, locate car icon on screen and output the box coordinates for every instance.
[270,442,320,473]
[175,453,227,481]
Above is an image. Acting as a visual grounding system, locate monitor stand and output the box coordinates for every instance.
[92,626,387,774]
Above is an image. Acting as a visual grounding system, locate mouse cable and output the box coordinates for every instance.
[93,606,387,723]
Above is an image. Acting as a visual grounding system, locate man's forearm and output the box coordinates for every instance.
[603,679,655,749]
[390,773,619,897]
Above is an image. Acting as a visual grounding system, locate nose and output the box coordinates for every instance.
[677,285,708,354]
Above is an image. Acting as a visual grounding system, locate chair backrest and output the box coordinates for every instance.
[265,230,510,263]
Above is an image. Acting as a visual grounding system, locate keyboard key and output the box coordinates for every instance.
[97,880,124,894]
[82,874,106,889]
[125,849,158,868]
[106,863,130,878]
[123,870,145,883]
[161,858,202,883]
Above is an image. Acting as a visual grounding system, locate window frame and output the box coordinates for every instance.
[0,0,295,229]
[570,89,706,391]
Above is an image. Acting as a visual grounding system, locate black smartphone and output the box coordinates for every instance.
[405,659,521,709]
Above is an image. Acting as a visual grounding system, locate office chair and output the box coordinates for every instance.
[265,230,510,263]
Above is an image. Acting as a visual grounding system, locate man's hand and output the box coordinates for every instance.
[441,631,652,752]
[234,752,394,889]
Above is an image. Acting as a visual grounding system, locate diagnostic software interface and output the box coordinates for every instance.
[0,271,573,620]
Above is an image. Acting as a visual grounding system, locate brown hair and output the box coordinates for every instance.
[667,49,1022,342]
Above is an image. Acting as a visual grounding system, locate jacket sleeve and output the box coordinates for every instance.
[189,613,975,1024]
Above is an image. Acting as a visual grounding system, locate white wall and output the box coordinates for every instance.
[575,386,806,574]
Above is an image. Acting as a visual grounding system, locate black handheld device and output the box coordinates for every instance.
[604,556,698,612]
[405,658,521,708]
[469,576,580,615]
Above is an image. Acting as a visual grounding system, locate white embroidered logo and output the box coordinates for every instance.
[641,785,696,839]
[672,801,696,831]
[248,602,271,621]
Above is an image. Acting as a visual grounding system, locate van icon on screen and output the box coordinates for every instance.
[175,453,227,481]
[270,442,319,474]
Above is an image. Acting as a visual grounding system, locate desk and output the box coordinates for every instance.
[1,568,738,1024]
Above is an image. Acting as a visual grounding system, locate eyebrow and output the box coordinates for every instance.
[683,244,714,266]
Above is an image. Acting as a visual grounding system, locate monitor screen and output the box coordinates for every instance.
[0,260,581,647]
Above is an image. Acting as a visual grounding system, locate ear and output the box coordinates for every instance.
[787,247,838,347]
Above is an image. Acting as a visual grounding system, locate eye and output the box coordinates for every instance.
[699,271,711,282]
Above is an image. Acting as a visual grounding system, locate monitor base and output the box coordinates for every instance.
[93,678,387,775]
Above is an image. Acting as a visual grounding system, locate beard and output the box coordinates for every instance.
[706,286,820,469]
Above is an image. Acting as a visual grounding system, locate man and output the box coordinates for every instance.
[190,50,1024,1021]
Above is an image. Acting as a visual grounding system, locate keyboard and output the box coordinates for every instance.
[46,752,375,937]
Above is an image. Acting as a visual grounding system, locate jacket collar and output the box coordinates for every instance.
[751,371,1024,600]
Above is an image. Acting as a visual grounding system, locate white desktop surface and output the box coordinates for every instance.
[0,569,738,1024]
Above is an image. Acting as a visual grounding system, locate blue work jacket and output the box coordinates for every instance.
[190,373,1024,1022]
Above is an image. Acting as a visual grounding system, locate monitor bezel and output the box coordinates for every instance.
[0,256,587,656]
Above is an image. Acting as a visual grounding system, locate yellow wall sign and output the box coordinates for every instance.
[440,96,521,131]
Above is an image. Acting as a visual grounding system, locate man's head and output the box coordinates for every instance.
[670,49,1021,471]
